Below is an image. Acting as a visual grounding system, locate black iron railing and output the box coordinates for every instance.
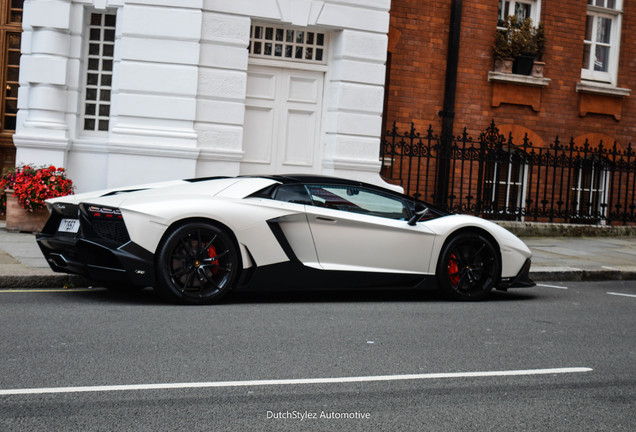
[380,121,636,225]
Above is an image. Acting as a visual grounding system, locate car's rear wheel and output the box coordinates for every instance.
[436,232,500,301]
[155,222,240,305]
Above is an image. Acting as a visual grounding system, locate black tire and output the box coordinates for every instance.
[436,232,500,301]
[155,222,240,305]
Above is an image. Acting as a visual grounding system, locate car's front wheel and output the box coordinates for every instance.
[155,222,240,305]
[436,232,500,301]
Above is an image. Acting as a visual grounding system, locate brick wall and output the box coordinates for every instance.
[385,0,635,146]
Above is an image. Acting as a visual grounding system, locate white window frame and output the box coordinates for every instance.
[581,0,623,85]
[498,0,541,27]
[80,9,117,136]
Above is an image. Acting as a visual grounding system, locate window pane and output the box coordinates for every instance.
[272,184,311,204]
[105,14,116,27]
[307,185,407,219]
[4,116,16,131]
[101,74,112,86]
[86,88,97,101]
[582,44,591,69]
[8,34,20,50]
[596,17,611,44]
[103,44,114,57]
[7,67,19,82]
[514,2,531,21]
[594,45,609,71]
[584,15,593,41]
[7,51,20,64]
[5,84,18,99]
[104,29,115,42]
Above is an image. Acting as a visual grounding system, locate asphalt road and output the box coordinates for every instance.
[1,281,635,431]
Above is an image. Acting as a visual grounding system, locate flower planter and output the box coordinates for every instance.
[494,57,514,74]
[4,190,49,233]
[531,61,545,78]
[513,55,535,76]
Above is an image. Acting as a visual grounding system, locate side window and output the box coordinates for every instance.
[305,184,409,220]
[271,184,312,205]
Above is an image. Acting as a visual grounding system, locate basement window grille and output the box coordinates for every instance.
[82,12,116,133]
[248,24,327,64]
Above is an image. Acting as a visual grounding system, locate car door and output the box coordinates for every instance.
[303,184,437,274]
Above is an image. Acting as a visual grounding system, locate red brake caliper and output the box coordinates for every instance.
[207,244,219,275]
[448,253,460,286]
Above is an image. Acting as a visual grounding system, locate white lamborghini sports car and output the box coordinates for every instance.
[36,175,534,304]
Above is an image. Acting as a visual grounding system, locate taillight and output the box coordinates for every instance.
[87,205,123,219]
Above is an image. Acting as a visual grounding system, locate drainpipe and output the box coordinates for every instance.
[436,0,463,208]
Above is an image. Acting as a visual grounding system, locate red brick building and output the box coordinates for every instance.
[382,0,635,224]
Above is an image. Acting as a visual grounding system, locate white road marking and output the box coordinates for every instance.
[607,292,636,298]
[0,367,592,396]
[536,283,569,290]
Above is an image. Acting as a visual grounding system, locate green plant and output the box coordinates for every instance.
[493,16,545,59]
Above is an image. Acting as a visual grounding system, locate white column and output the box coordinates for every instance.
[106,0,202,187]
[322,29,388,185]
[14,0,73,168]
[194,11,249,177]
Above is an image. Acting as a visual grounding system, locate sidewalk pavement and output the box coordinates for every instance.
[1,221,636,289]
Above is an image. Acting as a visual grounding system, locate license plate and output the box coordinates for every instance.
[58,218,80,233]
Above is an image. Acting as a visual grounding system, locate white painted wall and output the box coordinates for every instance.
[14,0,391,192]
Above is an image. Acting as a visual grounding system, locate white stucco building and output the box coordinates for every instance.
[14,0,391,192]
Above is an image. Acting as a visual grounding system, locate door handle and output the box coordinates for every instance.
[315,216,336,223]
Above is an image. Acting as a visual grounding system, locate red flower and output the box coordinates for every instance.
[1,164,74,213]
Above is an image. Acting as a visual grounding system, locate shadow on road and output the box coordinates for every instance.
[64,285,537,305]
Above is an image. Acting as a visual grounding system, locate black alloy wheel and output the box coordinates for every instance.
[437,233,500,301]
[155,222,240,305]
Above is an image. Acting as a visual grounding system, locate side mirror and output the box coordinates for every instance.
[408,204,429,226]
